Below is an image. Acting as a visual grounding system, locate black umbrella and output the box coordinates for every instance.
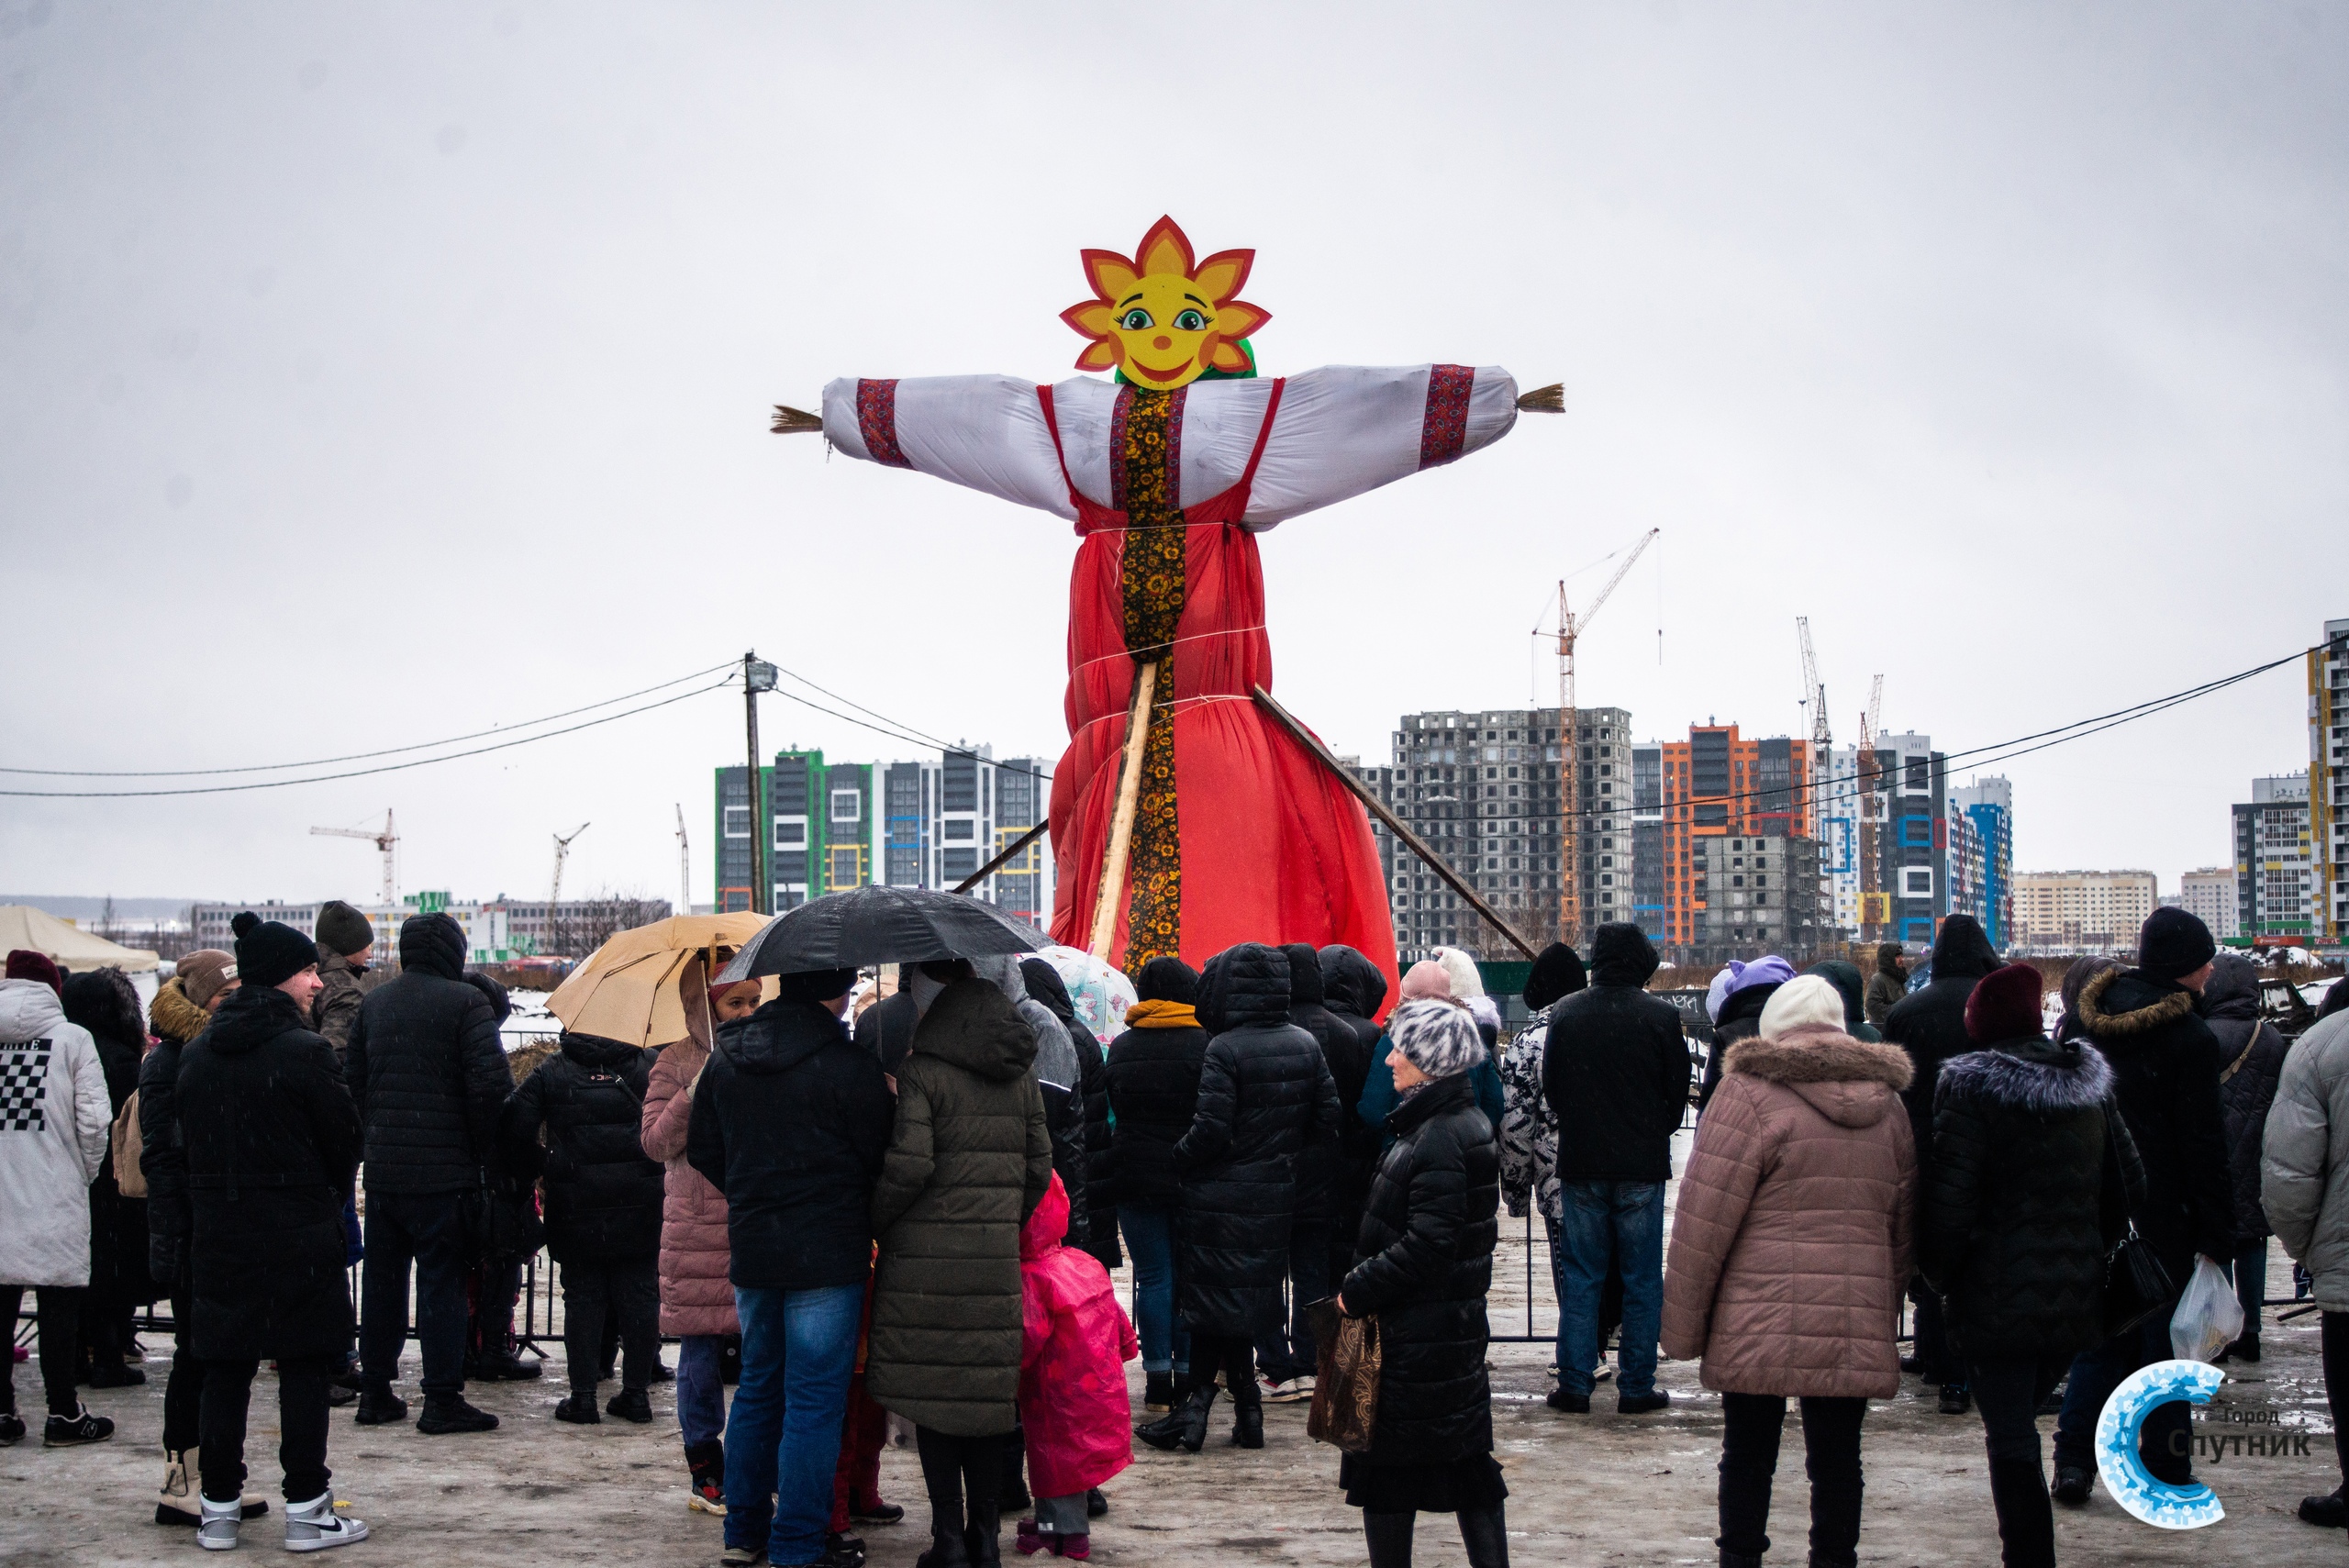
[716,884,1052,981]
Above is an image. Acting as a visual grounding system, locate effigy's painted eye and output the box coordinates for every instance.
[1119,308,1153,330]
[1173,309,1207,331]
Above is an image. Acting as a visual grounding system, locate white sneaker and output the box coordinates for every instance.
[1593,1363,1615,1384]
[197,1495,241,1552]
[283,1493,367,1552]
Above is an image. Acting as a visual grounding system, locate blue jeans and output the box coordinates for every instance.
[724,1284,863,1562]
[1120,1205,1189,1375]
[2053,1301,2191,1484]
[1556,1180,1664,1399]
[677,1333,729,1448]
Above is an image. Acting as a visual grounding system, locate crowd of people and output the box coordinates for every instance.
[6,900,2349,1568]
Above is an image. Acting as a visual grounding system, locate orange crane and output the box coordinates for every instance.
[1553,528,1659,947]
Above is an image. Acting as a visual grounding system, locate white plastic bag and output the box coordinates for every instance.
[2170,1256,2245,1363]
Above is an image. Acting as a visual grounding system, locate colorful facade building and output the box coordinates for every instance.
[2311,617,2347,951]
[2233,773,2314,946]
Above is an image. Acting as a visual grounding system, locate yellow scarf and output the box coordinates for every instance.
[1124,999,1198,1029]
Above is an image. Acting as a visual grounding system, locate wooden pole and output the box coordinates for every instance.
[1088,661,1160,962]
[1250,683,1540,961]
[955,818,1051,895]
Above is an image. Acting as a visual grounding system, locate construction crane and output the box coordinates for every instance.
[1553,527,1660,947]
[551,822,591,911]
[675,806,692,918]
[1797,619,1833,927]
[310,810,398,909]
[1857,676,1885,943]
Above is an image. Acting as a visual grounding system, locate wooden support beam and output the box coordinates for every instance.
[1087,661,1161,962]
[1250,684,1539,961]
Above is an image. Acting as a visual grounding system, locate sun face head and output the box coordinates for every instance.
[1060,217,1270,391]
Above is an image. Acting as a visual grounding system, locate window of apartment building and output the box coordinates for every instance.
[724,806,751,837]
[776,822,805,845]
[942,819,974,840]
[830,789,861,824]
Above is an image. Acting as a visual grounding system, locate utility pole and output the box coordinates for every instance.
[675,805,692,917]
[743,651,778,915]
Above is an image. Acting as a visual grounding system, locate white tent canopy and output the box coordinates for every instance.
[0,904,161,974]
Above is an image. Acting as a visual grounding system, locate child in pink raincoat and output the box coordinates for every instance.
[1017,1173,1139,1560]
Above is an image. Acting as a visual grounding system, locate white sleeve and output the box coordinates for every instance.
[1242,364,1519,526]
[819,374,1076,522]
[67,1029,111,1184]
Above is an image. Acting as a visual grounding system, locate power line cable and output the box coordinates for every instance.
[1,679,736,798]
[0,661,739,778]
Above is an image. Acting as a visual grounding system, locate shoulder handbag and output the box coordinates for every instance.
[2098,1103,2173,1338]
[1305,1296,1382,1454]
[112,1088,148,1198]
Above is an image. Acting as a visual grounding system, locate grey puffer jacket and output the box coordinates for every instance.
[2264,1011,2349,1311]
[2206,952,2291,1245]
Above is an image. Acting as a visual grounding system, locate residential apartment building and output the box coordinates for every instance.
[192,903,324,956]
[1357,705,1632,962]
[2234,773,2314,945]
[718,745,1051,919]
[2178,867,2240,940]
[1949,777,2015,950]
[2014,870,2158,952]
[2311,617,2347,951]
[1823,732,1948,946]
[1641,724,1823,961]
[192,894,672,965]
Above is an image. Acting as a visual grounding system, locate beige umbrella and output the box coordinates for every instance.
[544,913,774,1048]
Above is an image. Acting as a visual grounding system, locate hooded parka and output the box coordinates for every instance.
[867,978,1054,1436]
[501,1033,663,1266]
[2205,952,2291,1246]
[640,1029,735,1336]
[0,978,111,1288]
[1926,1035,2144,1358]
[1883,914,2002,1181]
[1540,925,1690,1184]
[1101,973,1208,1212]
[2073,966,2232,1275]
[1316,945,1387,1249]
[1340,1070,1500,1467]
[139,980,212,1286]
[344,913,509,1194]
[1662,1026,1917,1398]
[1024,957,1119,1270]
[1019,1173,1139,1498]
[1282,943,1350,1227]
[2264,1011,2349,1311]
[1172,944,1341,1337]
[173,984,362,1360]
[685,997,894,1294]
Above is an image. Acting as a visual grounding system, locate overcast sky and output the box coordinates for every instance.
[2,1,2341,912]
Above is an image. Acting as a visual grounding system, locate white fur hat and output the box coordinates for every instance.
[1757,974,1847,1040]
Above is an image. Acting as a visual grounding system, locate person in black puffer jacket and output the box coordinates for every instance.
[1317,945,1387,1284]
[1148,944,1338,1455]
[2051,908,2232,1501]
[1104,957,1208,1412]
[173,921,365,1535]
[1335,999,1506,1568]
[1254,943,1349,1393]
[1697,961,1790,1111]
[2204,951,2291,1362]
[503,1029,663,1423]
[1540,923,1690,1415]
[1023,958,1119,1272]
[345,912,509,1429]
[1927,964,2145,1568]
[457,973,542,1384]
[61,968,152,1389]
[1883,913,2001,1408]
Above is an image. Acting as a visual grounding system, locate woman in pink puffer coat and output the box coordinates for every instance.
[1662,974,1916,1568]
[640,971,761,1514]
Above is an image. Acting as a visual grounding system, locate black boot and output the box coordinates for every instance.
[2300,1485,2349,1527]
[1231,1402,1264,1449]
[964,1485,1002,1567]
[1178,1386,1219,1453]
[1986,1457,2055,1568]
[416,1394,498,1434]
[1142,1371,1175,1412]
[352,1384,407,1426]
[916,1530,973,1568]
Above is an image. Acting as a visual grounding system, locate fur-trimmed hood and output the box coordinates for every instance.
[149,974,212,1044]
[1936,1037,2112,1115]
[1723,1026,1912,1129]
[2076,967,2193,1042]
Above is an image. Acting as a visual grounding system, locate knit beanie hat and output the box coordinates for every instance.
[1757,973,1846,1040]
[1398,960,1453,1002]
[1522,943,1587,1011]
[774,967,857,1004]
[4,949,63,995]
[2137,907,2216,983]
[1132,955,1199,1006]
[176,949,238,1009]
[315,900,375,959]
[1965,962,2044,1043]
[1388,997,1486,1082]
[230,911,319,991]
[1709,954,1798,1021]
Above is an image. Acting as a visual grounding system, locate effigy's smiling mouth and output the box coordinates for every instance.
[1130,357,1194,384]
